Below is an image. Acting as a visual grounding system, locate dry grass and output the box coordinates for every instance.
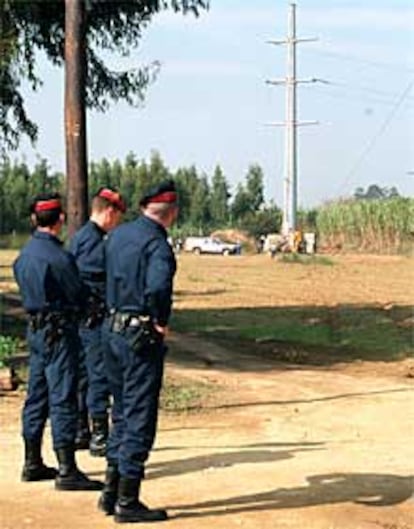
[3,249,412,307]
[2,250,413,308]
[1,250,413,362]
[174,253,414,310]
[172,253,414,363]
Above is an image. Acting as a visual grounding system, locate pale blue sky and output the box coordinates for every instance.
[17,0,414,207]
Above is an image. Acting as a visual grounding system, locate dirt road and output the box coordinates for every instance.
[1,333,413,529]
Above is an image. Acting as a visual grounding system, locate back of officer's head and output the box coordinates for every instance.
[92,187,126,214]
[30,193,63,227]
[139,180,178,222]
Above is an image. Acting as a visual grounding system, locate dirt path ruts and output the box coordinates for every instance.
[0,333,413,529]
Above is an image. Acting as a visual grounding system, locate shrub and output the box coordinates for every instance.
[0,335,19,368]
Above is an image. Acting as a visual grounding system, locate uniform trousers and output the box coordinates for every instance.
[22,323,79,450]
[79,324,110,418]
[103,321,165,479]
[76,341,88,420]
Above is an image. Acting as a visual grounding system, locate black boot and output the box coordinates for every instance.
[114,476,168,523]
[21,439,57,482]
[55,447,103,491]
[97,463,119,515]
[89,416,108,457]
[74,412,90,450]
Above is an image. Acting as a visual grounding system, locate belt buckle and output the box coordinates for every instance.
[129,317,141,328]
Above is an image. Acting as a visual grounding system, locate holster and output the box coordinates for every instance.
[28,313,68,350]
[109,313,162,353]
[83,295,106,329]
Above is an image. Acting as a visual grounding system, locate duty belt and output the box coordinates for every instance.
[108,311,163,350]
[108,311,151,333]
[28,311,77,331]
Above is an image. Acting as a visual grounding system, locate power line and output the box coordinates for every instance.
[336,79,414,195]
[309,80,414,109]
[321,79,414,103]
[304,47,414,74]
[311,89,414,110]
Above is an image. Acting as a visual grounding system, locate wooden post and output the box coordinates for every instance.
[64,0,88,237]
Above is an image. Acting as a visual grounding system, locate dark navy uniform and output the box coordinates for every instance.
[14,231,86,450]
[104,215,176,477]
[98,180,178,523]
[68,188,125,456]
[14,194,103,491]
[69,220,110,421]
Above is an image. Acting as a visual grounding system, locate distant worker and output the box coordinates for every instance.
[13,193,102,491]
[304,232,316,254]
[293,229,303,253]
[69,187,126,456]
[258,234,266,254]
[98,180,178,523]
[175,237,183,254]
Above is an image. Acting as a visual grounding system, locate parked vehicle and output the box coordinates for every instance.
[183,236,239,255]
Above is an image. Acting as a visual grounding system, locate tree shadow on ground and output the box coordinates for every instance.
[147,442,324,480]
[167,472,414,519]
[170,303,413,368]
[1,290,413,370]
[201,387,413,411]
[87,441,324,479]
[175,289,228,298]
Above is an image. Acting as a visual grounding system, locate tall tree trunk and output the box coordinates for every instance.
[64,0,88,237]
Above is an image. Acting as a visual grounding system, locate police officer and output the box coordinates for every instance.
[13,193,102,491]
[98,180,178,523]
[69,187,126,456]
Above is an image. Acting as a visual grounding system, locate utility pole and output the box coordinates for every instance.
[65,0,88,237]
[266,2,318,237]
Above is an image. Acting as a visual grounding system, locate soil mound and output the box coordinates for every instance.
[211,229,256,252]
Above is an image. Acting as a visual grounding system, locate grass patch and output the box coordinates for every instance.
[0,335,19,368]
[160,375,214,412]
[0,234,29,251]
[172,305,413,363]
[278,253,334,266]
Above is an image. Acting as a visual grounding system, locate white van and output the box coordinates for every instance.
[183,237,238,255]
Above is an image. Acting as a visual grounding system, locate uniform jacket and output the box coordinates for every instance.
[105,215,176,327]
[13,230,87,313]
[68,220,107,298]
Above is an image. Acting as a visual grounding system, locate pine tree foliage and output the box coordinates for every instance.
[0,0,209,152]
[0,152,277,237]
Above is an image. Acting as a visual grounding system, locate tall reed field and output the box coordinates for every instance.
[316,197,414,254]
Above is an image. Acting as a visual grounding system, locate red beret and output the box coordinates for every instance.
[97,188,126,213]
[34,199,62,212]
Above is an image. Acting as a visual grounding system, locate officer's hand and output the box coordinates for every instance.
[154,324,168,337]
